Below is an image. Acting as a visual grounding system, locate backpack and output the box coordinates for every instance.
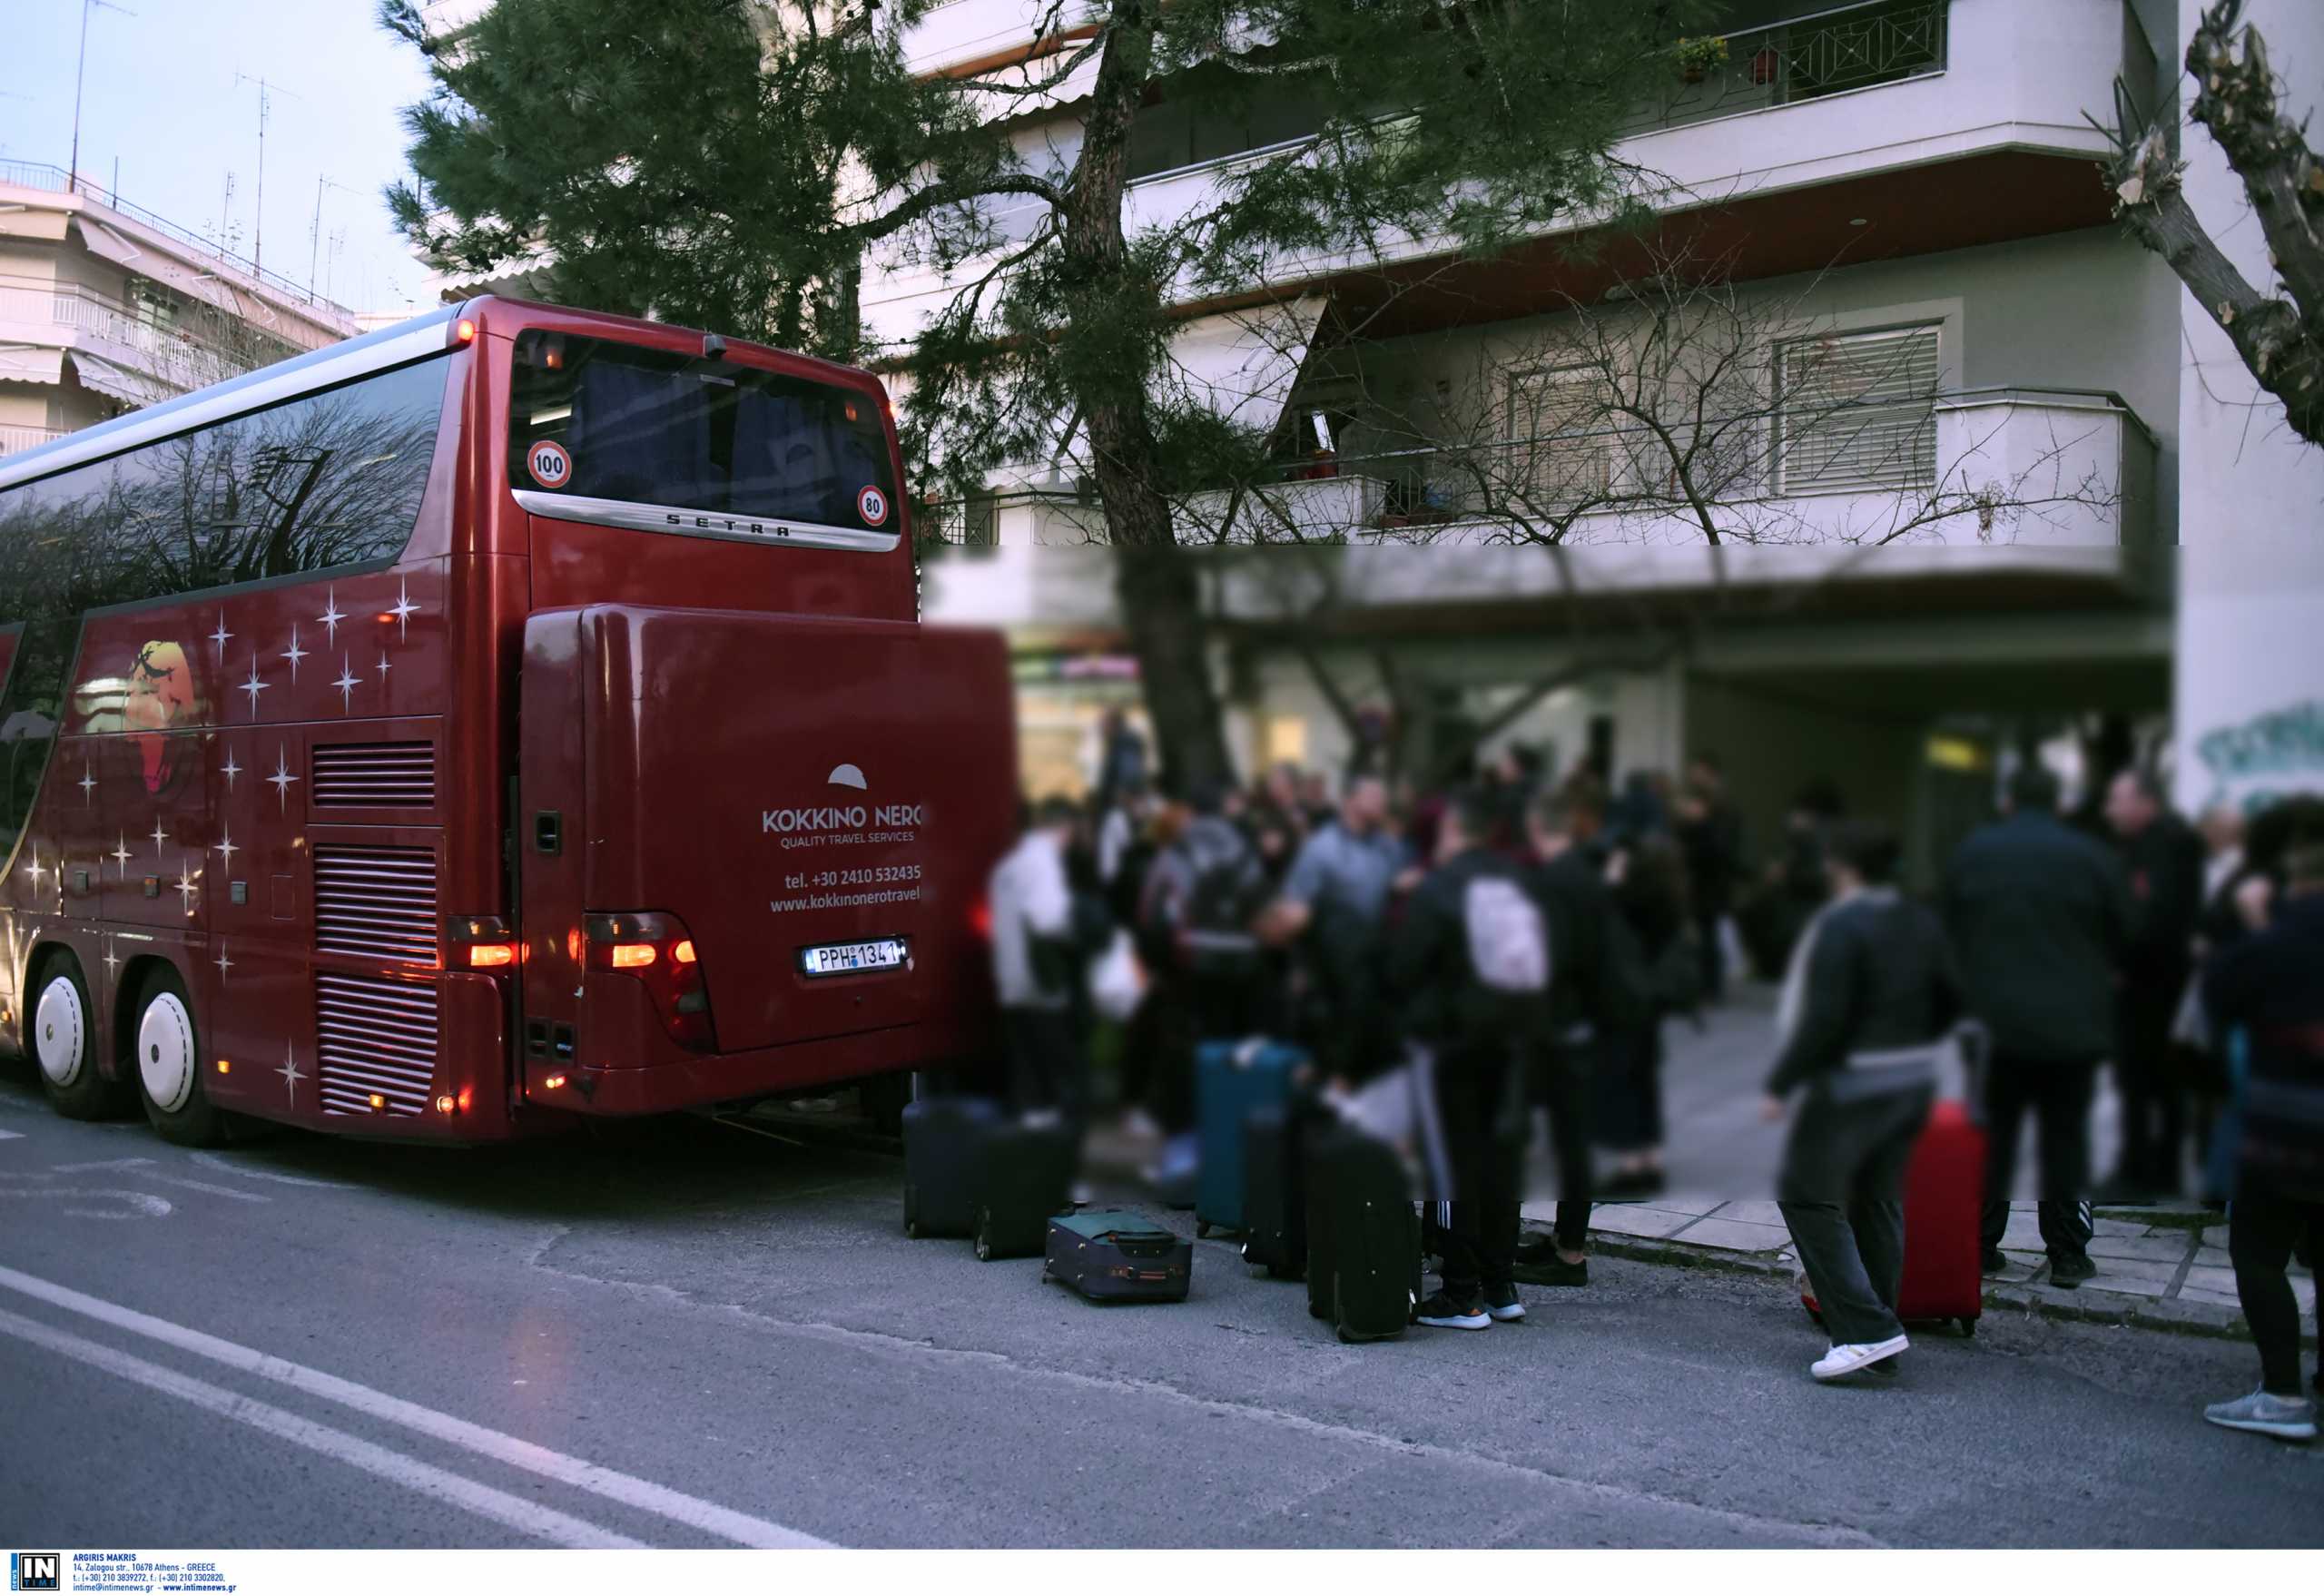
[1462,875,1551,995]
[1176,832,1266,976]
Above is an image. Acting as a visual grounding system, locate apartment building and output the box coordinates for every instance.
[901,0,2319,870]
[0,162,358,456]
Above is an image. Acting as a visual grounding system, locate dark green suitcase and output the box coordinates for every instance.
[1044,1209,1193,1302]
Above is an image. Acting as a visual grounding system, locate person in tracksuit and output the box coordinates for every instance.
[1393,787,1550,1329]
[1765,820,1964,1382]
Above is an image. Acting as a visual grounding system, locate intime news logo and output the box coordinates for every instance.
[8,1553,59,1592]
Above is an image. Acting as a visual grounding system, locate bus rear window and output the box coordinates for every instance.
[507,330,896,535]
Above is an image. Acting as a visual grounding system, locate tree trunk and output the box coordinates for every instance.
[1062,0,1237,796]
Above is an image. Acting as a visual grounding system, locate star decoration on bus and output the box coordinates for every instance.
[214,942,234,981]
[319,589,345,645]
[278,1042,304,1104]
[221,747,241,790]
[102,939,121,981]
[21,845,44,890]
[78,764,95,803]
[112,835,132,875]
[241,656,270,720]
[268,747,299,812]
[376,651,392,685]
[214,827,238,870]
[334,657,359,712]
[210,612,233,662]
[389,579,419,640]
[175,861,198,911]
[281,625,308,683]
[150,819,169,860]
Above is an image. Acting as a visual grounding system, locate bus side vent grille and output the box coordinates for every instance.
[312,741,437,808]
[316,972,438,1118]
[313,845,438,962]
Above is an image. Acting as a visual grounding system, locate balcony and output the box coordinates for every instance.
[1216,389,2155,550]
[0,281,297,405]
[1634,0,1950,133]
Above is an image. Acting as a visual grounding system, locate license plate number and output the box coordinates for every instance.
[798,937,908,977]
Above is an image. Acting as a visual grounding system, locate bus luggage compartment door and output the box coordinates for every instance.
[518,604,1014,1080]
[517,611,590,1092]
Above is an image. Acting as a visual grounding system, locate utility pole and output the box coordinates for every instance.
[67,0,138,194]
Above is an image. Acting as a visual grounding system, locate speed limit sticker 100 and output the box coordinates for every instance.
[527,439,574,488]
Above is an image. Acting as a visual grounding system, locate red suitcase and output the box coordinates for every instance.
[1802,1098,1987,1336]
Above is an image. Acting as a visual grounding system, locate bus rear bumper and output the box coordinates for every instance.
[520,1014,994,1117]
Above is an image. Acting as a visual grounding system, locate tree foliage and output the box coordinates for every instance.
[382,0,1711,787]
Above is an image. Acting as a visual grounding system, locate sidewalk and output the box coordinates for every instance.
[1525,1198,2317,1344]
[1521,987,2317,1344]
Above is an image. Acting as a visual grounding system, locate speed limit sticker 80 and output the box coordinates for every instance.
[526,439,574,489]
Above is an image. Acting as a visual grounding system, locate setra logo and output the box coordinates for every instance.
[10,1552,59,1592]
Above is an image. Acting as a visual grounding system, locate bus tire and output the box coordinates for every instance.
[30,951,132,1119]
[131,965,229,1148]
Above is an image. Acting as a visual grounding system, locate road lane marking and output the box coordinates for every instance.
[0,1305,641,1549]
[0,1128,23,1141]
[146,1175,270,1204]
[54,1158,153,1173]
[0,1184,172,1219]
[192,1152,355,1189]
[0,1264,834,1550]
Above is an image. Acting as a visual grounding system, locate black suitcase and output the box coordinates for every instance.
[901,1098,1074,1259]
[1045,1210,1193,1302]
[1305,1124,1422,1343]
[901,1096,996,1240]
[1240,1100,1307,1279]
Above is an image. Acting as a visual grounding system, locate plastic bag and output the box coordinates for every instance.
[1086,929,1147,1023]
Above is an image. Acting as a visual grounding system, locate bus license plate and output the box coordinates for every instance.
[798,938,907,977]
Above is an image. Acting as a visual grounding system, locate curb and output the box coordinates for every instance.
[1543,1221,2320,1348]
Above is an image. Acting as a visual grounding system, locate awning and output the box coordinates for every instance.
[1155,295,1326,435]
[67,350,175,408]
[72,217,247,320]
[0,347,65,383]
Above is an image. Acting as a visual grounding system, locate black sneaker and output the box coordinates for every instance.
[1413,1290,1491,1330]
[2048,1252,2097,1289]
[1981,1246,2009,1276]
[1514,1238,1590,1287]
[1482,1283,1526,1322]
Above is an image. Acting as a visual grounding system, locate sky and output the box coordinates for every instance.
[0,0,441,314]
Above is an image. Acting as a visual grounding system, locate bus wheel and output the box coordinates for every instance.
[32,953,131,1119]
[132,967,228,1148]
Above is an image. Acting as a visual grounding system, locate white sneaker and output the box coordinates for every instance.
[1812,1334,1909,1382]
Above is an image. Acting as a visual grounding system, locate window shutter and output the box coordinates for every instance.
[1773,325,1938,493]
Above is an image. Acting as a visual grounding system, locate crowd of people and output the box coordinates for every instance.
[983,713,2322,1439]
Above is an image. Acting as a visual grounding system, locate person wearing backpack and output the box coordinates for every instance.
[1143,779,1271,1045]
[1512,781,1652,1286]
[1392,787,1553,1329]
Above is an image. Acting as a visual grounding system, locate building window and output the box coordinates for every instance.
[1508,365,1611,507]
[1771,323,1939,494]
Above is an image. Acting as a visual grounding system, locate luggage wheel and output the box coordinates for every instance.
[973,1207,994,1262]
[1196,1221,1211,1239]
[903,1185,921,1240]
[1956,1316,1976,1338]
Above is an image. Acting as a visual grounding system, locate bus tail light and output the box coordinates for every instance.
[447,915,517,970]
[970,896,993,942]
[585,911,716,1051]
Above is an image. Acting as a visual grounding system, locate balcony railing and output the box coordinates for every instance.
[0,281,296,396]
[1633,0,1949,133]
[0,424,64,459]
[0,160,342,311]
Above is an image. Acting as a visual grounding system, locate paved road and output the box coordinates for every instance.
[0,1064,2313,1551]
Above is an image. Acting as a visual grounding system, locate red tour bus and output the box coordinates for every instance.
[0,299,1015,1145]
